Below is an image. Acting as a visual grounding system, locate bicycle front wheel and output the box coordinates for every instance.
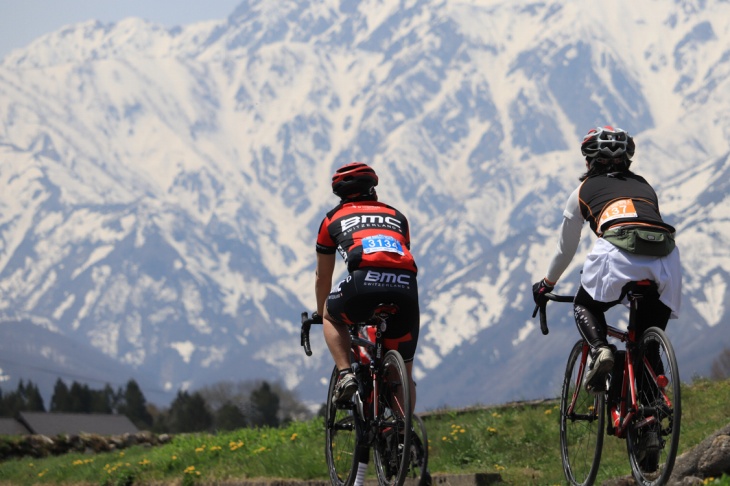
[325,366,359,486]
[626,327,681,486]
[560,340,605,486]
[373,350,412,486]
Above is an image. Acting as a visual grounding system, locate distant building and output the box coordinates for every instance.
[1,412,139,436]
[0,417,28,435]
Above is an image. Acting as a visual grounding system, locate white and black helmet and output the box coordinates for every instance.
[581,126,635,162]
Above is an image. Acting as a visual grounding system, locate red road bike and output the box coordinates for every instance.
[535,280,681,486]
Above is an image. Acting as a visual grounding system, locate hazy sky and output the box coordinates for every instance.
[0,0,243,58]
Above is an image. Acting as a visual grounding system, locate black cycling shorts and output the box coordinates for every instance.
[326,268,420,362]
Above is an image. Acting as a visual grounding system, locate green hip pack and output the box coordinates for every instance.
[602,226,676,257]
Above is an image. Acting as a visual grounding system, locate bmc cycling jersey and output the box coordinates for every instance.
[316,201,417,274]
[579,172,676,236]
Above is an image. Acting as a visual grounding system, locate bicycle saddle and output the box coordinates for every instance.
[624,280,659,299]
[372,303,399,318]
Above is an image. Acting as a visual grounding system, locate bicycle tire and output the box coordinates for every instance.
[559,340,605,486]
[408,414,431,486]
[373,350,412,486]
[626,327,681,486]
[325,366,359,486]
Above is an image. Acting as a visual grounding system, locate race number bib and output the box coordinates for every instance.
[362,234,404,255]
[600,198,638,225]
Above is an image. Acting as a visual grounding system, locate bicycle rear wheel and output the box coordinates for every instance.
[626,327,681,486]
[560,340,605,486]
[407,414,431,486]
[325,366,359,486]
[373,350,412,486]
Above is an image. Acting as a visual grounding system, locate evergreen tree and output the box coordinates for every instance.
[23,381,45,412]
[249,381,280,428]
[118,380,153,429]
[89,384,116,414]
[50,379,72,412]
[69,381,93,413]
[166,390,213,433]
[215,401,248,431]
[0,383,21,416]
[0,380,45,416]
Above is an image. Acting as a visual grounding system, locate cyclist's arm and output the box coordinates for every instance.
[545,187,583,285]
[315,252,336,315]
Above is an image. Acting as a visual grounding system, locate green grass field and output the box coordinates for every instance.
[1,378,728,485]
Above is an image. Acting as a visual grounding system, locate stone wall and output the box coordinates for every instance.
[0,431,172,460]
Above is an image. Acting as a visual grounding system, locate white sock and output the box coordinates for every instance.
[354,461,368,486]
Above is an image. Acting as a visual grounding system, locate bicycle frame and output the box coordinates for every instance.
[349,314,389,423]
[351,306,413,436]
[545,279,681,486]
[563,290,674,439]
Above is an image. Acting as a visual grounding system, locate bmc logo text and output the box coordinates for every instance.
[364,270,411,285]
[341,215,401,232]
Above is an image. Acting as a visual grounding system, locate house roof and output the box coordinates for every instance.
[18,412,139,436]
[0,417,29,435]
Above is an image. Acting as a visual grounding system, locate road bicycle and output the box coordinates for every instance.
[301,304,430,486]
[534,280,681,486]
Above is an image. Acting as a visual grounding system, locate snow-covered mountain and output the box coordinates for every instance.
[1,0,729,411]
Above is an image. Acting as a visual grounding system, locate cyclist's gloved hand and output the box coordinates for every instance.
[532,279,554,306]
[311,312,323,324]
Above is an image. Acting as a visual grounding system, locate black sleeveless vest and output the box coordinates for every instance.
[579,172,675,236]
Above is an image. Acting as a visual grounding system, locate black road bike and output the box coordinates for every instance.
[301,304,430,486]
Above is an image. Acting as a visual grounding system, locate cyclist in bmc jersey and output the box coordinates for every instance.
[532,126,682,393]
[315,162,420,406]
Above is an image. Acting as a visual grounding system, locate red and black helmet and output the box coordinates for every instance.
[581,126,635,162]
[331,162,378,198]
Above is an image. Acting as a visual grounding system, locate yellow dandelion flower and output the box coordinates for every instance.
[139,459,151,466]
[210,446,222,452]
[487,427,497,433]
[492,412,501,418]
[171,455,177,460]
[195,446,205,453]
[544,409,553,415]
[442,436,448,441]
[291,433,298,441]
[460,428,466,433]
[184,465,196,474]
